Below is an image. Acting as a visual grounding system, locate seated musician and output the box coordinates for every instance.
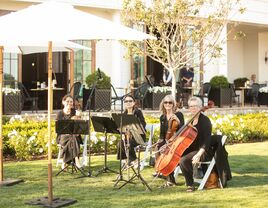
[179,96,212,192]
[56,94,83,169]
[117,95,146,167]
[156,95,184,187]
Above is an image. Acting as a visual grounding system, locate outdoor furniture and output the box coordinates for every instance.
[230,84,240,107]
[134,82,150,109]
[194,82,211,105]
[249,83,260,106]
[69,82,82,100]
[18,82,38,112]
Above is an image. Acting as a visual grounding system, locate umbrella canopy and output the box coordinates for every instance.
[0,1,155,42]
[0,40,90,54]
[0,1,154,203]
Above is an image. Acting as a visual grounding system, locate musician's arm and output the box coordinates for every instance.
[192,116,212,164]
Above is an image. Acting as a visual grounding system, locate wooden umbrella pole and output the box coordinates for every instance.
[47,41,53,204]
[0,46,4,182]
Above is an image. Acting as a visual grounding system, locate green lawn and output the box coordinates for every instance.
[1,141,268,208]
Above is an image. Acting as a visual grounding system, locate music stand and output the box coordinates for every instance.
[112,113,151,191]
[91,116,119,176]
[55,120,89,177]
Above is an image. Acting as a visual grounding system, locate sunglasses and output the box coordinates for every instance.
[124,100,133,103]
[164,101,173,105]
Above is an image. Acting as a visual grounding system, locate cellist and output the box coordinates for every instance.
[179,96,212,192]
[155,95,184,187]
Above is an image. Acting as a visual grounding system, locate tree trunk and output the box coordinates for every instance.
[171,69,176,99]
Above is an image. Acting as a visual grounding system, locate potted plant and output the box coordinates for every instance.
[146,86,171,110]
[233,77,249,88]
[2,87,22,115]
[208,75,232,107]
[83,69,111,111]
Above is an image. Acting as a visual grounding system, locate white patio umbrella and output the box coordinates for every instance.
[0,1,155,205]
[0,40,90,54]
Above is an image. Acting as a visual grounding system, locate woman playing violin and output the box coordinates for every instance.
[117,95,146,166]
[156,95,184,187]
[180,96,212,192]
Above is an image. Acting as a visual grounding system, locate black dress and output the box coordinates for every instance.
[56,110,83,163]
[117,108,146,162]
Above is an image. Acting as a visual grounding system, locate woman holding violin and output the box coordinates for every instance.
[117,95,146,166]
[180,96,212,192]
[156,95,184,187]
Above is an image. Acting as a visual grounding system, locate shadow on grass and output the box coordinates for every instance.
[228,154,268,188]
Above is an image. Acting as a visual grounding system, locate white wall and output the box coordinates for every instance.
[227,38,244,82]
[258,33,268,83]
[244,33,258,80]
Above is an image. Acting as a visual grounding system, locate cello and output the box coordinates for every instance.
[155,101,213,176]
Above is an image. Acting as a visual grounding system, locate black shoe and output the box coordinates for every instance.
[186,186,195,192]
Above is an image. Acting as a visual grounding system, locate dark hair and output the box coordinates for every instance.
[62,94,73,102]
[124,94,135,102]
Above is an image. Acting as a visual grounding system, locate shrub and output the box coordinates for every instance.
[85,69,111,89]
[210,75,229,89]
[233,77,249,88]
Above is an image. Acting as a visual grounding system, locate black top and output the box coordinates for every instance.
[56,109,75,120]
[124,108,146,141]
[184,113,212,154]
[56,109,82,144]
[124,108,146,130]
[159,111,185,140]
[180,67,194,83]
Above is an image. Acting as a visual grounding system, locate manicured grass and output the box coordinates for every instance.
[1,141,268,208]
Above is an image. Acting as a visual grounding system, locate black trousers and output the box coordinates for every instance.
[180,150,210,186]
[117,138,139,162]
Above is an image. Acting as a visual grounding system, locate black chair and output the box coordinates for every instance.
[195,82,211,105]
[230,84,240,107]
[111,84,122,109]
[134,82,150,109]
[249,83,260,106]
[69,82,82,100]
[18,82,38,112]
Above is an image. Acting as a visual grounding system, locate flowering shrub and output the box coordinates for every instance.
[259,86,268,93]
[2,87,20,95]
[148,86,172,93]
[3,112,268,160]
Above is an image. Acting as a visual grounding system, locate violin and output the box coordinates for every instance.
[155,101,214,176]
[165,116,180,141]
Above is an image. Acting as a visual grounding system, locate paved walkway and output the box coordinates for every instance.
[12,105,268,120]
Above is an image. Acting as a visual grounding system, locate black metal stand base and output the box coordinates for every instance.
[0,178,23,186]
[113,174,129,187]
[25,197,77,208]
[56,162,86,177]
[118,166,152,191]
[96,166,118,177]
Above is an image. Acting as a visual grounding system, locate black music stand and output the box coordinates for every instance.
[112,113,151,191]
[55,120,89,177]
[91,116,119,176]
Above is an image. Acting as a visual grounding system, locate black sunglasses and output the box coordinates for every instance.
[164,101,173,105]
[124,100,133,103]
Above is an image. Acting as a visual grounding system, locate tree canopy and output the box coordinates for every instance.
[121,0,243,97]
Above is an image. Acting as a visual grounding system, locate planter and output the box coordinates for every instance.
[83,88,111,111]
[144,92,170,110]
[3,93,22,115]
[258,92,268,106]
[208,88,232,107]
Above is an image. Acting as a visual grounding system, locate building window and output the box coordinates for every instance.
[74,40,92,85]
[4,53,18,81]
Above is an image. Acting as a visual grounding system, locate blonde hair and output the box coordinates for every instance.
[159,95,177,114]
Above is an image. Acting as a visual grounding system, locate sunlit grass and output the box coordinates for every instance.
[1,141,268,207]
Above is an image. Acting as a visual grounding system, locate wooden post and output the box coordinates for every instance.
[70,50,74,92]
[0,46,3,182]
[47,41,53,204]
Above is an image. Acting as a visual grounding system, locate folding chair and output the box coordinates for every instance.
[139,123,160,170]
[56,135,88,168]
[194,135,227,190]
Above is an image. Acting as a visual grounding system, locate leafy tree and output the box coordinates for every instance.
[121,0,244,97]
